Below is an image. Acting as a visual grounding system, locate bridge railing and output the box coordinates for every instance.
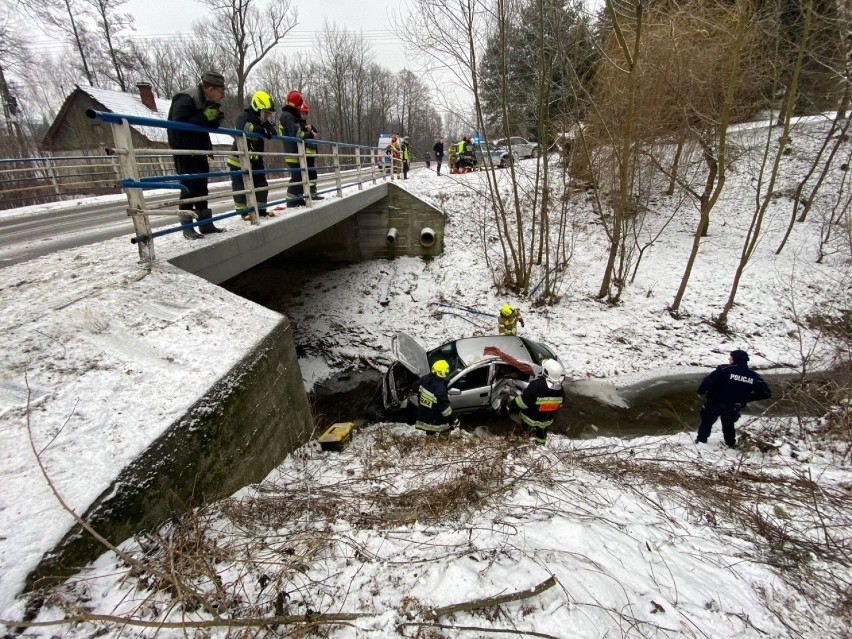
[84,109,403,266]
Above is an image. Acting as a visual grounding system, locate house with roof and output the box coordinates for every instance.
[42,83,233,156]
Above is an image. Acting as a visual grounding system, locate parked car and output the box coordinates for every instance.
[473,141,515,169]
[382,332,564,417]
[494,136,539,159]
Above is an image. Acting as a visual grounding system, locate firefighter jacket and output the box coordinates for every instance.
[498,309,524,336]
[300,118,319,154]
[698,363,771,408]
[226,108,275,168]
[515,376,564,429]
[387,140,401,158]
[167,84,222,152]
[413,372,453,429]
[279,105,305,164]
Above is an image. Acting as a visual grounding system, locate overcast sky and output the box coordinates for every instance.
[124,0,414,72]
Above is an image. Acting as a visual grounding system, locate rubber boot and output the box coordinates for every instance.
[197,208,224,234]
[310,190,325,201]
[179,214,204,240]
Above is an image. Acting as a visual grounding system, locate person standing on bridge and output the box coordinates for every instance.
[227,90,277,220]
[695,350,772,448]
[299,102,324,201]
[167,70,227,239]
[401,136,411,179]
[433,137,444,175]
[280,90,308,208]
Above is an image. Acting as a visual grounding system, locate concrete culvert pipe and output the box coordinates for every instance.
[386,227,397,244]
[420,227,436,247]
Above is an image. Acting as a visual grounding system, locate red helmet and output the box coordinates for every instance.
[391,134,398,141]
[286,90,303,108]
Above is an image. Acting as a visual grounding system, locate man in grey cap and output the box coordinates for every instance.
[695,349,772,448]
[167,70,227,239]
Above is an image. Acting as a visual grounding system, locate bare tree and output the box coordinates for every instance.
[0,0,31,143]
[194,0,298,108]
[82,0,136,91]
[25,0,96,85]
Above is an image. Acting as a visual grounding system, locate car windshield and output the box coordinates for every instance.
[519,337,557,365]
[427,341,460,376]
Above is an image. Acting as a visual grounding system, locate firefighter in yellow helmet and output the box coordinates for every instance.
[227,90,277,220]
[498,303,525,336]
[413,359,458,435]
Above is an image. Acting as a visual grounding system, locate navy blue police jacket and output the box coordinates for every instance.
[698,363,772,407]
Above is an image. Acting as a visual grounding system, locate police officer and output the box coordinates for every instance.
[226,90,276,220]
[413,360,458,435]
[401,136,411,179]
[498,304,525,336]
[696,349,772,448]
[514,359,565,444]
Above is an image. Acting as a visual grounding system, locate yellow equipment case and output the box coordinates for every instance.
[317,422,353,452]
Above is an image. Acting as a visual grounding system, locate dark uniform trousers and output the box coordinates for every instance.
[175,155,209,211]
[697,402,740,447]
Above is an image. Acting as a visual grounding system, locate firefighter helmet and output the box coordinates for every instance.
[431,359,450,379]
[286,90,303,108]
[542,359,565,390]
[501,304,514,317]
[250,91,274,112]
[299,101,309,113]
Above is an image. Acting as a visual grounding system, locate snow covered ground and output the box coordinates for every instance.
[0,114,849,637]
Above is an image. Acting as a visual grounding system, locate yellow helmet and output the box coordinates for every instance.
[250,90,274,112]
[431,359,450,378]
[501,304,514,317]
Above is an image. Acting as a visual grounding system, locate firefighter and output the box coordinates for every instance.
[413,359,458,435]
[498,304,525,336]
[279,90,308,208]
[386,134,401,176]
[456,136,475,172]
[299,102,324,200]
[226,90,277,220]
[513,359,565,444]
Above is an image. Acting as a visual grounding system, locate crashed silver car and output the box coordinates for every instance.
[382,332,564,416]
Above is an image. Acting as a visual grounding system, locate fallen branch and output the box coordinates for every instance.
[398,621,561,638]
[424,574,558,619]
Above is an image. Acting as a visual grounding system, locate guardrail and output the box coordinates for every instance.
[78,110,402,266]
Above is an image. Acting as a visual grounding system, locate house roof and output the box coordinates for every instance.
[77,84,233,146]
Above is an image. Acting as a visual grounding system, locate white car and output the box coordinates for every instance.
[494,136,539,159]
[382,332,564,416]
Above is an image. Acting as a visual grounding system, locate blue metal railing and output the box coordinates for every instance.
[83,109,398,263]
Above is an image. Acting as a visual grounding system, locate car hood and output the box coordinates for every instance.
[391,332,429,376]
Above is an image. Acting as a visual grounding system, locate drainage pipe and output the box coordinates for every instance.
[420,227,436,247]
[386,227,397,244]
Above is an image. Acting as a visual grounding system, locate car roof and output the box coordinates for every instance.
[452,335,530,367]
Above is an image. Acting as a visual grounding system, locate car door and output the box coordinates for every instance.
[446,362,492,412]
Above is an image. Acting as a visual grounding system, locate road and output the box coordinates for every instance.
[0,175,350,269]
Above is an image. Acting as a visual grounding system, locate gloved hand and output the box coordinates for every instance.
[450,418,460,430]
[734,403,742,411]
[261,127,273,139]
[203,105,223,123]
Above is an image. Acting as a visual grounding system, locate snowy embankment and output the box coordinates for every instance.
[0,114,849,636]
